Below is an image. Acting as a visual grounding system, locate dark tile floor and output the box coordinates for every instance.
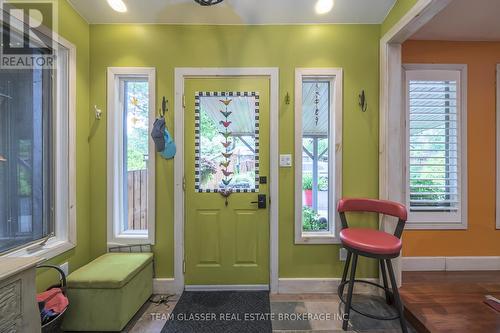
[125,293,415,332]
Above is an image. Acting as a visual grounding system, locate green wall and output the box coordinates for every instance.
[381,0,419,36]
[89,24,380,279]
[36,0,91,291]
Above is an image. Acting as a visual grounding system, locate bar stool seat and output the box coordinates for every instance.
[337,198,408,333]
[340,228,402,255]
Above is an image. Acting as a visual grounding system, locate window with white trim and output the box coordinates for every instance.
[107,68,155,245]
[404,65,467,229]
[295,68,342,244]
[0,32,76,258]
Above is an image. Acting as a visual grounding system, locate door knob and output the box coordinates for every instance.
[251,194,267,209]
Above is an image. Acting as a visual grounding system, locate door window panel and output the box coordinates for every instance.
[195,92,260,193]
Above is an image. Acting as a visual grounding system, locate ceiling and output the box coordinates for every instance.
[68,0,396,25]
[411,0,500,41]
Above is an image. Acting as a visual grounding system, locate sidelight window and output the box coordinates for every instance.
[107,68,156,245]
[294,69,342,244]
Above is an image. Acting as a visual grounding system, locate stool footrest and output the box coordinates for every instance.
[338,279,400,321]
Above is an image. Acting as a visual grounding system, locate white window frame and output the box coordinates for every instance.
[496,64,500,230]
[294,68,343,244]
[403,64,467,230]
[2,35,77,260]
[107,67,156,246]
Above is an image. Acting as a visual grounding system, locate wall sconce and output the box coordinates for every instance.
[285,92,290,105]
[94,105,102,120]
[359,90,367,112]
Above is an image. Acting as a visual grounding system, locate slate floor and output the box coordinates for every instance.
[124,293,416,333]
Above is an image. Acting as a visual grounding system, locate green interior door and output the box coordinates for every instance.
[184,77,270,286]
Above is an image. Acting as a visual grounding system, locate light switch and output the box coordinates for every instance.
[279,154,292,167]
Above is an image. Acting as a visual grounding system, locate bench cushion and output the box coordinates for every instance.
[67,253,153,289]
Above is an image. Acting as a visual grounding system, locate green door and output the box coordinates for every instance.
[184,77,270,286]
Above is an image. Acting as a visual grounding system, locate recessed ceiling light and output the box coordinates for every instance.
[107,0,127,13]
[315,0,334,15]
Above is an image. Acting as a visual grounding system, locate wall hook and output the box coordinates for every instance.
[285,92,290,105]
[358,90,368,112]
[94,105,102,120]
[160,96,168,117]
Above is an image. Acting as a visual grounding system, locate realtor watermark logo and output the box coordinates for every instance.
[0,0,57,69]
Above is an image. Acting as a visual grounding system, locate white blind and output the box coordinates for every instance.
[408,78,460,212]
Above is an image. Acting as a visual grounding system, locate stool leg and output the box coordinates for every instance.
[379,260,392,305]
[341,250,352,283]
[386,259,408,333]
[342,253,358,331]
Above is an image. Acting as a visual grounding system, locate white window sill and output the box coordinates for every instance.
[295,232,340,245]
[108,234,154,247]
[2,238,76,260]
[405,221,467,230]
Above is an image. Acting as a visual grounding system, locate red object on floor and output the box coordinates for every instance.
[37,288,68,314]
[484,299,500,313]
[340,228,402,255]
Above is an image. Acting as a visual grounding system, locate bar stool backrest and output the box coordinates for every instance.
[337,198,407,238]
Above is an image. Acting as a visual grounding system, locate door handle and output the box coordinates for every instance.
[251,194,267,209]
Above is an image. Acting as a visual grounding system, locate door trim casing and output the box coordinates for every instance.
[379,0,452,286]
[174,68,279,293]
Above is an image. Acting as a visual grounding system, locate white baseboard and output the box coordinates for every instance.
[403,256,500,271]
[277,278,380,294]
[153,278,182,294]
[185,284,269,291]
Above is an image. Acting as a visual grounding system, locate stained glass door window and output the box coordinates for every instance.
[194,92,260,193]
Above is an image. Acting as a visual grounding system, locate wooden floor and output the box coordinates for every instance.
[400,271,500,333]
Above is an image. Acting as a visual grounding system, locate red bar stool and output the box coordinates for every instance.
[337,198,408,333]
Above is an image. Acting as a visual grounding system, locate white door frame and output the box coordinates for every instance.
[496,64,500,230]
[379,0,451,285]
[173,68,280,293]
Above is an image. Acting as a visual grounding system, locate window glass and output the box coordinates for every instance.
[301,81,330,232]
[123,80,149,232]
[0,67,60,253]
[195,92,260,193]
[408,79,459,212]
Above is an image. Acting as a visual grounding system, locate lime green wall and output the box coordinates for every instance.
[36,0,91,291]
[381,0,419,37]
[89,24,380,279]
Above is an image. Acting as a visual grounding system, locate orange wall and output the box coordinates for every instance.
[402,40,500,257]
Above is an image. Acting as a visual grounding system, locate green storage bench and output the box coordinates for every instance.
[62,252,153,331]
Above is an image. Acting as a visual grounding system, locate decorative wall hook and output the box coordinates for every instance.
[94,105,102,120]
[285,92,290,105]
[358,90,368,112]
[160,96,168,117]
